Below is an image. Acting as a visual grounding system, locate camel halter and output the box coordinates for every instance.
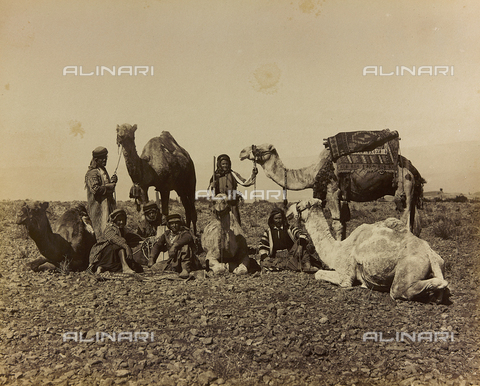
[250,145,260,259]
[252,145,257,199]
[114,145,123,176]
[251,147,271,163]
[251,146,288,208]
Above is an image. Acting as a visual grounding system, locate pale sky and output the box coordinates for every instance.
[1,0,479,201]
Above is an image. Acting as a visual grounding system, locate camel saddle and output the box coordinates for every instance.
[324,129,399,161]
[324,129,400,173]
[314,129,400,202]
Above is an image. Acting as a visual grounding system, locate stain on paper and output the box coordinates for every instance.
[69,120,85,138]
[5,84,9,90]
[251,63,282,94]
[299,0,324,16]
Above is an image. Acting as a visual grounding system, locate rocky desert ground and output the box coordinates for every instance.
[0,198,479,386]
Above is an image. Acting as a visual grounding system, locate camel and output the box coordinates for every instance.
[201,194,252,275]
[287,198,448,302]
[16,202,96,272]
[116,124,197,234]
[239,143,425,240]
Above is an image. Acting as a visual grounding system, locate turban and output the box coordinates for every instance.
[92,146,108,158]
[166,213,182,223]
[109,209,126,222]
[143,201,159,213]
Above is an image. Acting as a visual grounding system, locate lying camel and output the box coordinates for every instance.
[16,202,96,272]
[287,199,448,302]
[201,195,252,275]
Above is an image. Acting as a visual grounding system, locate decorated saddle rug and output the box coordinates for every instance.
[325,129,399,160]
[325,129,400,173]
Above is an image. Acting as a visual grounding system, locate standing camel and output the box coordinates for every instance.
[16,202,96,272]
[116,124,197,234]
[286,199,448,302]
[240,143,424,239]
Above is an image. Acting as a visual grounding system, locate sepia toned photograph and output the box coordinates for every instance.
[1,1,479,385]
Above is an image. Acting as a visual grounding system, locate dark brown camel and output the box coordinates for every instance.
[240,144,425,240]
[116,124,197,234]
[16,202,96,272]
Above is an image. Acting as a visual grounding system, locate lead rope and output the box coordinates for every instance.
[112,145,123,202]
[251,145,263,274]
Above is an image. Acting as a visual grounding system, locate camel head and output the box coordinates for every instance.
[16,201,49,225]
[239,143,277,166]
[286,198,323,222]
[212,194,231,219]
[116,123,137,146]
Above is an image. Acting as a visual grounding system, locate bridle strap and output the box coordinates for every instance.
[252,148,271,163]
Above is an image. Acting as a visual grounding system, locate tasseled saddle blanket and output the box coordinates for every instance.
[324,129,400,173]
[313,129,400,201]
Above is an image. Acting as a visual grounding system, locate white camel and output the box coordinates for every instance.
[286,198,448,302]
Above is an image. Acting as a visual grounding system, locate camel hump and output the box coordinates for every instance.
[158,131,181,153]
[142,131,193,164]
[73,203,88,217]
[382,218,407,232]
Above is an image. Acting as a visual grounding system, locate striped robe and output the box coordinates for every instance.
[259,225,308,258]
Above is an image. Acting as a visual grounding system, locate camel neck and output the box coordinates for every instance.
[27,217,58,259]
[303,206,338,268]
[261,149,330,190]
[219,212,231,232]
[120,138,144,183]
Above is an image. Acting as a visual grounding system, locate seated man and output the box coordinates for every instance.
[88,209,143,274]
[148,213,200,279]
[137,201,162,238]
[259,207,317,272]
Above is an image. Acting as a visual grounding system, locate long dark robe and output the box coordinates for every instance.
[85,166,116,238]
[88,223,143,273]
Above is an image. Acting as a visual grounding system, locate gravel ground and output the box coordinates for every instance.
[0,200,479,385]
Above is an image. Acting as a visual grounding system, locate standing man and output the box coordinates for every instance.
[208,154,257,226]
[137,201,162,238]
[85,146,117,238]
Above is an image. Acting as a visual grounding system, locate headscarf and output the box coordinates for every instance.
[109,209,127,223]
[143,201,159,213]
[88,147,108,170]
[92,147,108,158]
[214,154,232,177]
[166,213,183,223]
[267,207,288,229]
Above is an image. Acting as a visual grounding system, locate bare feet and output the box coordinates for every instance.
[122,267,135,274]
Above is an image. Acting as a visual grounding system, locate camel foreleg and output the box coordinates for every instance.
[28,257,57,272]
[326,188,346,240]
[396,170,421,235]
[314,269,354,287]
[158,189,170,224]
[207,252,228,274]
[179,193,197,235]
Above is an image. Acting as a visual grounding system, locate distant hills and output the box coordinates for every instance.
[401,141,480,196]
